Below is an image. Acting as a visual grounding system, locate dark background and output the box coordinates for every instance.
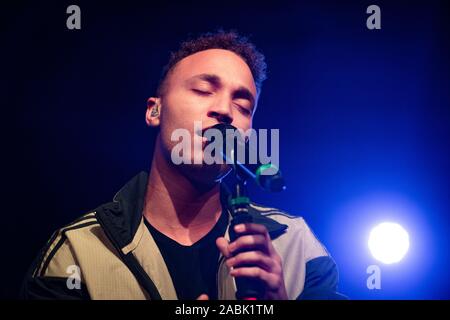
[2,0,449,299]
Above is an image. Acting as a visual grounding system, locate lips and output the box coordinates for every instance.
[194,124,220,139]
[202,124,220,135]
[194,124,219,150]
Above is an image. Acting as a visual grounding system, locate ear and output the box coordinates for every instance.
[145,97,161,127]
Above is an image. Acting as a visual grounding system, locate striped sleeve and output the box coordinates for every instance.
[20,213,97,300]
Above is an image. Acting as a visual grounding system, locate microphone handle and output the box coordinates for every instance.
[229,212,265,300]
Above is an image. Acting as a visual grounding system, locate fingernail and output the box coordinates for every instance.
[234,224,244,232]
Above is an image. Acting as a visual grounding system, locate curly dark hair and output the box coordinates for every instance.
[156,30,267,97]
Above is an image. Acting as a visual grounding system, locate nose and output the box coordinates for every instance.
[207,95,233,125]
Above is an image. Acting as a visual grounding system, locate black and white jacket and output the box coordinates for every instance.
[22,172,346,300]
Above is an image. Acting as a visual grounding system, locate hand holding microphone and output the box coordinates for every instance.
[216,222,288,300]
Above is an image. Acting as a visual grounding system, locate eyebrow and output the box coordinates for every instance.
[186,73,256,109]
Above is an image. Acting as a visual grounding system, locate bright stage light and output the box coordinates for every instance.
[368,222,410,264]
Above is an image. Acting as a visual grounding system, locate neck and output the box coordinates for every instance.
[143,139,223,245]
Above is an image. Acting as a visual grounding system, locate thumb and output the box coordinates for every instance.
[196,294,209,300]
[216,237,231,258]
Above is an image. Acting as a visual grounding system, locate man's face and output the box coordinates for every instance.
[153,48,258,185]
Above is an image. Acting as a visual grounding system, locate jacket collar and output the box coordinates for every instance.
[97,171,288,250]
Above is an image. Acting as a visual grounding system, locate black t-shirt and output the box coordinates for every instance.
[144,210,228,300]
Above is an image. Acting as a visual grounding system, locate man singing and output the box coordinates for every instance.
[22,30,345,300]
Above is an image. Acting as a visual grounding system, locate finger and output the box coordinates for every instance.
[226,251,276,272]
[230,267,280,291]
[229,234,268,255]
[234,223,277,254]
[216,237,231,258]
[196,294,209,300]
[234,223,270,237]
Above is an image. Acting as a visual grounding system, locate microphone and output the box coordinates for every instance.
[205,123,286,300]
[207,123,286,192]
[228,210,266,300]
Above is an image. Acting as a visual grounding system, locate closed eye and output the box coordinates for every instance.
[192,89,212,96]
[235,104,252,116]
